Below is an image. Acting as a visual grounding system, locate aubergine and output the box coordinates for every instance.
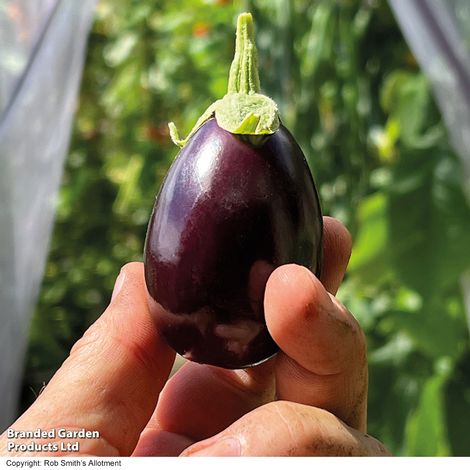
[144,13,323,369]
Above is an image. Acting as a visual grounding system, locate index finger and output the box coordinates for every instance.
[0,262,175,456]
[320,216,353,294]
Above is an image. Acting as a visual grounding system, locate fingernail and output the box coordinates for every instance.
[185,437,241,457]
[111,270,126,301]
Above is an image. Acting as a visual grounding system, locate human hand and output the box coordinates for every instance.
[0,216,390,456]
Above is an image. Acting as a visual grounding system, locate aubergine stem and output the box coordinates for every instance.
[169,12,280,148]
[227,12,261,95]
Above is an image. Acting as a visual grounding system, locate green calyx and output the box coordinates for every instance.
[169,12,280,147]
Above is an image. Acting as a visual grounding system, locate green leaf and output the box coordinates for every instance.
[389,152,470,298]
[113,154,144,215]
[444,348,470,456]
[387,300,466,360]
[301,3,334,79]
[104,32,138,67]
[381,71,442,148]
[405,371,451,456]
[348,192,390,283]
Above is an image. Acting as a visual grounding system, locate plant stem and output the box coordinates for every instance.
[227,12,261,95]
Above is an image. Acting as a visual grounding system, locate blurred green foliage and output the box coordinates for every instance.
[21,0,470,456]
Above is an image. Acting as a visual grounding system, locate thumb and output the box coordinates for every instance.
[1,262,175,456]
[182,401,390,456]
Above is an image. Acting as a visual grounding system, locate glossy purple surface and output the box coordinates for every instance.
[144,118,322,368]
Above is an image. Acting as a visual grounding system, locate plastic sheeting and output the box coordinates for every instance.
[388,0,470,330]
[0,0,96,430]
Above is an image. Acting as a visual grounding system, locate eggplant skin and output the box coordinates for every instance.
[144,118,322,369]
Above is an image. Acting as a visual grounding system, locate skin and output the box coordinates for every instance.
[0,217,390,457]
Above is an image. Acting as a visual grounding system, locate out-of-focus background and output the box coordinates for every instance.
[1,0,469,456]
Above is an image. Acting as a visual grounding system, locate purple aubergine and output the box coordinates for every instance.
[144,118,323,368]
[143,12,323,368]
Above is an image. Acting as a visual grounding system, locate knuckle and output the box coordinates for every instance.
[330,296,367,353]
[267,401,321,443]
[68,321,106,360]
